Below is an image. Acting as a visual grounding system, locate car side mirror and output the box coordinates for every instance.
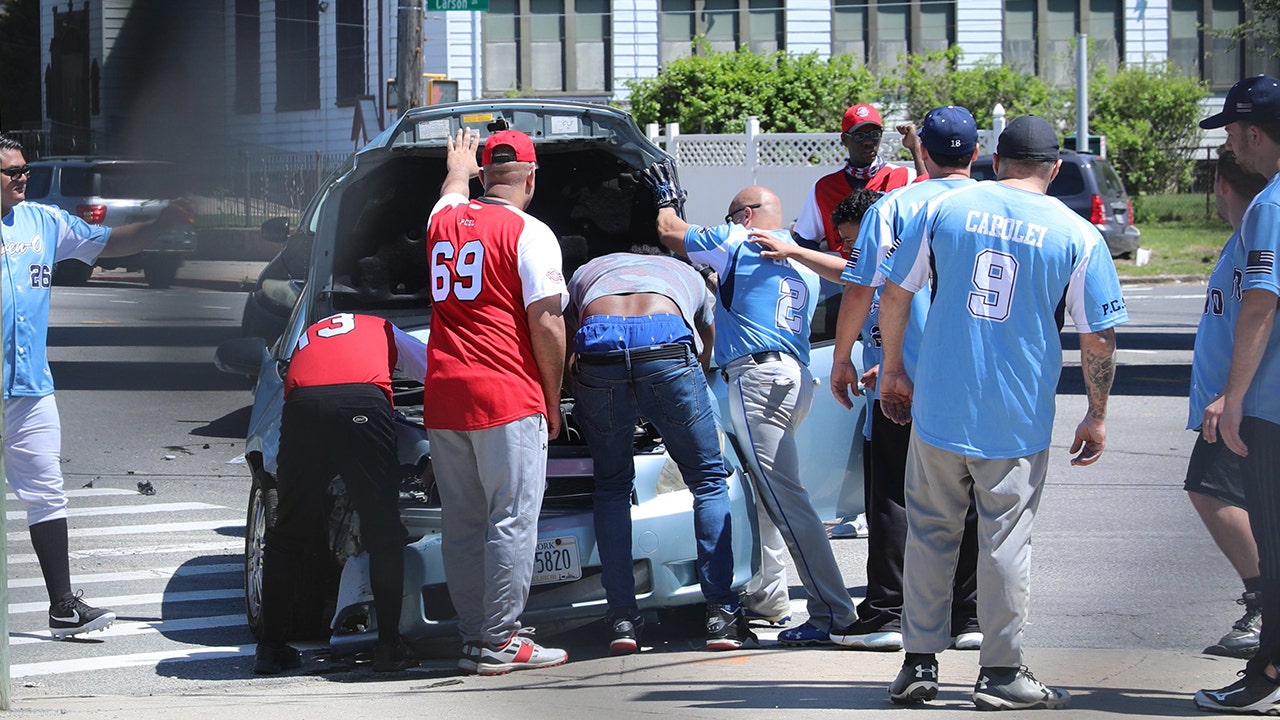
[260,217,291,244]
[215,336,269,377]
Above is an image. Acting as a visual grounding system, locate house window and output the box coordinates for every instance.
[1004,0,1036,75]
[1004,0,1122,85]
[1043,0,1076,86]
[1088,0,1122,72]
[276,0,319,111]
[831,0,867,61]
[575,0,611,92]
[233,0,260,114]
[482,0,612,95]
[874,0,907,69]
[831,0,954,69]
[1169,0,1278,91]
[918,0,953,55]
[335,0,365,106]
[658,0,784,65]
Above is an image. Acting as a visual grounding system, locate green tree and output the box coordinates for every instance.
[1218,0,1280,61]
[0,0,42,132]
[886,47,1067,129]
[1090,62,1207,195]
[626,43,878,133]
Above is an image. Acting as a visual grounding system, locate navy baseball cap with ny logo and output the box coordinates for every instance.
[1200,75,1280,129]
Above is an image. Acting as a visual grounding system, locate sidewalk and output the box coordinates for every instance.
[11,644,1239,719]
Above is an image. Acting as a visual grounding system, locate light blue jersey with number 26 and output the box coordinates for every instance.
[882,181,1128,459]
[684,224,820,366]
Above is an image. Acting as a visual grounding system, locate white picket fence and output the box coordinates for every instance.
[645,116,999,228]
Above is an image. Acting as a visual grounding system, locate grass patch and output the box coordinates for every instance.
[1132,192,1216,225]
[1114,223,1227,279]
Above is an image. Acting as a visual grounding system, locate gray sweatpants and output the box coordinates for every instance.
[902,428,1049,668]
[728,353,858,632]
[428,413,548,647]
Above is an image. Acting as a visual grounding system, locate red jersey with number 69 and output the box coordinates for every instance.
[422,193,566,431]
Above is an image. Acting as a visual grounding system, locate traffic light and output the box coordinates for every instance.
[424,74,459,105]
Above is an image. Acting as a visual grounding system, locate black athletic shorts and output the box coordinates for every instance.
[1184,432,1247,508]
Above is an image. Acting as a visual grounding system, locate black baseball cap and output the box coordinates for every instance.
[918,105,978,155]
[1200,75,1280,129]
[996,115,1060,161]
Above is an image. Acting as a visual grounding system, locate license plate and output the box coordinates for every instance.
[531,536,581,585]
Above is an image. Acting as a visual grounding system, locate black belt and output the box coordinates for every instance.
[576,343,691,365]
[750,351,782,363]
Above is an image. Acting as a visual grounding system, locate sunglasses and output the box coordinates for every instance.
[1,165,31,179]
[843,129,883,143]
[725,203,761,224]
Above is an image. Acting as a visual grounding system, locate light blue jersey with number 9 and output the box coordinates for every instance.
[882,180,1128,459]
[684,224,820,365]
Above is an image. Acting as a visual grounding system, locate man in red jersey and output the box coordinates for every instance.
[254,312,427,676]
[424,127,569,676]
[791,103,921,254]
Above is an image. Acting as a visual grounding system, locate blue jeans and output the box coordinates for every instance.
[571,350,737,613]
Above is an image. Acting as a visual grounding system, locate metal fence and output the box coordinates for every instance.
[193,150,350,227]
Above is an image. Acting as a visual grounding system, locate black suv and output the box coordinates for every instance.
[25,157,197,287]
[970,150,1140,258]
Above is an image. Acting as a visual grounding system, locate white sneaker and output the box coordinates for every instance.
[829,513,869,539]
[458,631,568,676]
[951,631,983,650]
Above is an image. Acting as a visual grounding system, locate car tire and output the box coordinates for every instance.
[244,474,274,641]
[52,260,93,286]
[244,472,343,641]
[144,255,182,288]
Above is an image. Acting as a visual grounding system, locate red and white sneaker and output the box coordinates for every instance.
[459,631,568,676]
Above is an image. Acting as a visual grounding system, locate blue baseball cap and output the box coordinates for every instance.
[1200,75,1280,129]
[918,105,978,155]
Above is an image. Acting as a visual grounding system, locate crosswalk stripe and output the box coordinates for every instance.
[7,502,225,521]
[9,563,240,589]
[9,614,246,647]
[10,645,253,678]
[6,488,136,501]
[8,519,242,541]
[8,540,243,565]
[9,641,326,678]
[10,589,241,615]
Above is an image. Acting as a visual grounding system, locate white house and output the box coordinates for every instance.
[36,0,1278,156]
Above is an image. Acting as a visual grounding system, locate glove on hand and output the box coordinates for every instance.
[638,160,687,213]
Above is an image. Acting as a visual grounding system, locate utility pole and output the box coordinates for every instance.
[397,1,425,119]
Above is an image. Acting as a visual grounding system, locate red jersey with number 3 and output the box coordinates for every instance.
[284,313,398,403]
[423,193,566,431]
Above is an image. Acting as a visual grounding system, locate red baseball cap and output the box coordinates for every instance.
[841,103,883,133]
[481,130,537,165]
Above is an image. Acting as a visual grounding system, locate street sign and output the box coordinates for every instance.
[426,0,488,10]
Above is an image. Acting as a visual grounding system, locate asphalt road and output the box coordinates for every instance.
[6,271,1235,705]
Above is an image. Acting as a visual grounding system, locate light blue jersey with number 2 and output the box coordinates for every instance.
[882,180,1128,459]
[684,224,820,365]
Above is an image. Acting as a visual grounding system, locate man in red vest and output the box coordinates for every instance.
[791,103,922,254]
[254,312,427,675]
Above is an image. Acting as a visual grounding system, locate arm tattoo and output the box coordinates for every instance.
[1081,328,1116,420]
